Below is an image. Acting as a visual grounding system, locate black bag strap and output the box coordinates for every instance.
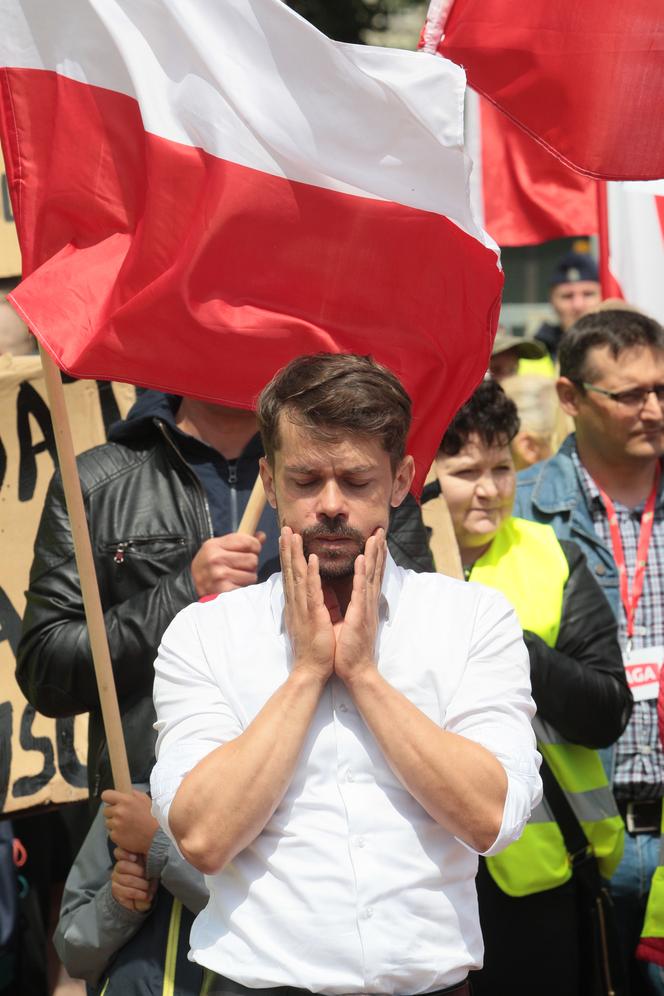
[539,749,591,861]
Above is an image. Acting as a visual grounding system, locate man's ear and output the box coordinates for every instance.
[390,455,415,507]
[512,430,549,470]
[259,456,277,509]
[556,377,582,418]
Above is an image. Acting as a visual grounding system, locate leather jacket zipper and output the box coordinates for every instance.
[111,537,186,565]
[228,460,239,531]
[155,420,214,539]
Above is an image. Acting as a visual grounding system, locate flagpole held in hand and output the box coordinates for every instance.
[38,348,151,909]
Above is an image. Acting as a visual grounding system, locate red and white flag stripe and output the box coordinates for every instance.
[0,0,502,492]
[607,181,664,326]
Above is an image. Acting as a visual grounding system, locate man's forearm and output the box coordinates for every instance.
[346,668,508,853]
[168,669,326,874]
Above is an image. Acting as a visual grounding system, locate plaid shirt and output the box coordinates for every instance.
[572,447,664,800]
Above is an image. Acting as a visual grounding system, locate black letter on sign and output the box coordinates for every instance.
[0,433,6,494]
[0,701,12,813]
[11,704,55,798]
[16,381,57,502]
[56,717,87,789]
[0,587,21,658]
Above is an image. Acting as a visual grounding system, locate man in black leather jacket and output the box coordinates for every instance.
[16,390,434,806]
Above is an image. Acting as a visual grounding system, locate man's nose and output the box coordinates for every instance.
[641,389,663,420]
[317,480,347,519]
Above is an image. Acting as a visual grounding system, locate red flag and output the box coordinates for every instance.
[468,91,598,247]
[428,0,664,180]
[0,0,502,496]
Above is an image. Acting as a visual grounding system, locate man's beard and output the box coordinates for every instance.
[300,517,366,580]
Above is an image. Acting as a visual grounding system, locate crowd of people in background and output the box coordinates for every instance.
[2,249,664,996]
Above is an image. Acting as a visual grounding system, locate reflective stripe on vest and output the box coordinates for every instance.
[471,517,624,896]
[639,810,664,956]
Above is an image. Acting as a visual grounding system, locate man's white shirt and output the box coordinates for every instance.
[151,554,541,995]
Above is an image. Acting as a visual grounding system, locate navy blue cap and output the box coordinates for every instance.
[549,251,599,287]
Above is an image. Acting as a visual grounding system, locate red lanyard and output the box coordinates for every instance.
[596,464,661,641]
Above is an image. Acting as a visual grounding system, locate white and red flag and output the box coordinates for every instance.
[0,0,502,494]
[604,182,664,325]
[423,0,664,181]
[466,90,597,248]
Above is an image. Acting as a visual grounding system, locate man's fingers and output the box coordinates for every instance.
[215,568,259,588]
[280,527,294,597]
[101,789,122,805]
[114,847,138,863]
[290,532,307,581]
[213,533,263,554]
[364,535,378,585]
[114,863,150,884]
[213,550,261,572]
[288,532,309,613]
[306,554,323,605]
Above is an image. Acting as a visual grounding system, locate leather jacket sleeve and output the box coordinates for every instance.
[16,469,199,718]
[387,493,435,573]
[524,539,632,749]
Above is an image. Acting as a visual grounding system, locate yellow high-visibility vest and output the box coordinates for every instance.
[470,517,624,896]
[639,792,664,956]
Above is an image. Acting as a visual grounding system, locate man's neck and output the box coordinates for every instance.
[576,440,660,507]
[175,399,259,460]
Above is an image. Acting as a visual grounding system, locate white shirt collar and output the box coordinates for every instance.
[269,550,403,633]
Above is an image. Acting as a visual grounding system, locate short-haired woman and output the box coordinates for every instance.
[433,378,632,996]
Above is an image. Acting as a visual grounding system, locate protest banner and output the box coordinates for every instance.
[0,354,135,815]
[0,146,20,278]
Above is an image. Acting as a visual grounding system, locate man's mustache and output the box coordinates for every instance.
[301,518,365,547]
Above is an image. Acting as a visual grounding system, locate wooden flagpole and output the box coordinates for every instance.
[596,179,612,298]
[39,347,133,794]
[40,348,153,908]
[237,474,267,536]
[422,464,464,580]
[421,0,456,53]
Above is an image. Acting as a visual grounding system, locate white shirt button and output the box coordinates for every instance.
[363,907,374,919]
[339,703,348,713]
[354,836,365,848]
[347,769,354,782]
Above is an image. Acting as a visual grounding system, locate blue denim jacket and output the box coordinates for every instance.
[514,434,620,619]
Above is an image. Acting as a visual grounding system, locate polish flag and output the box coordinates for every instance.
[423,0,664,181]
[0,0,502,494]
[466,90,597,248]
[606,182,664,325]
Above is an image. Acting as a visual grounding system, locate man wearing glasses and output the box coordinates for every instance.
[515,307,664,995]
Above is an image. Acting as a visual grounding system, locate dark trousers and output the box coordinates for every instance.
[472,857,580,996]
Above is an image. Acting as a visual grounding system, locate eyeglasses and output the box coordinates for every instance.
[579,382,664,410]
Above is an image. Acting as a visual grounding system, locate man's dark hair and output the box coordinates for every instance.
[559,309,664,384]
[440,379,520,456]
[257,353,411,467]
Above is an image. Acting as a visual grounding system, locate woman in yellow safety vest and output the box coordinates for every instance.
[432,379,633,996]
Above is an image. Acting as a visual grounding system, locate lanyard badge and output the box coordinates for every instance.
[596,464,661,699]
